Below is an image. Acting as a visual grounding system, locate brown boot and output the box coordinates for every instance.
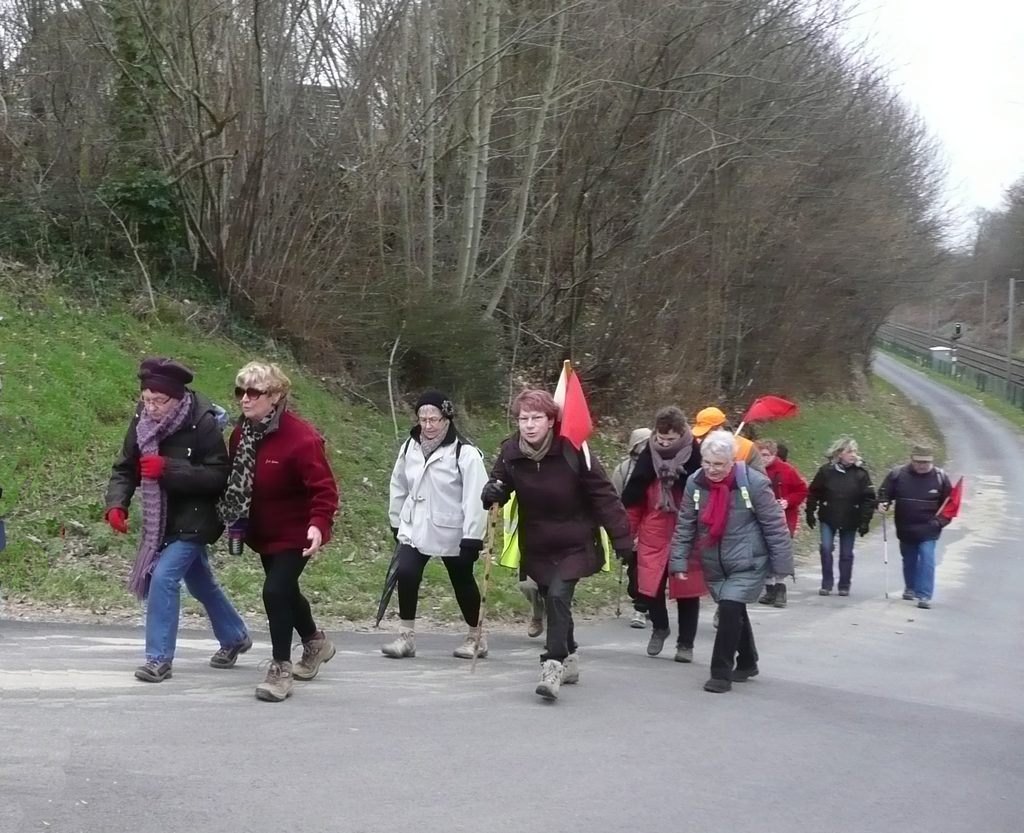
[293,631,336,681]
[255,661,294,702]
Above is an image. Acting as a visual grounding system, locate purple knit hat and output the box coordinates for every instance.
[138,357,194,400]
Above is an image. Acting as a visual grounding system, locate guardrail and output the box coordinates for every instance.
[876,322,1024,410]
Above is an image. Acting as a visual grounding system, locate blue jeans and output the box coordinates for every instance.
[899,539,937,601]
[819,523,856,590]
[145,539,248,663]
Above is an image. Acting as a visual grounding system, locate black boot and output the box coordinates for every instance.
[773,583,787,608]
[758,585,777,605]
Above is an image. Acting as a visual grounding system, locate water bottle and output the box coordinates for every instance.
[228,519,247,556]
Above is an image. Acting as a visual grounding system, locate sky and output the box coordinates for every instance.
[843,0,1024,239]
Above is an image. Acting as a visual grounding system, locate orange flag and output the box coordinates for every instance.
[553,360,593,450]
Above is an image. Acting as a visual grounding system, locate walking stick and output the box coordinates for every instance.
[615,559,624,617]
[472,505,502,674]
[882,514,890,600]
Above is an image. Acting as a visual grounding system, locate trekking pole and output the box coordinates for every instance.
[882,514,890,600]
[472,505,502,674]
[615,559,624,617]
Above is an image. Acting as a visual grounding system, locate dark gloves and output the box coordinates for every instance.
[106,507,129,534]
[460,538,483,562]
[858,523,871,537]
[616,548,636,566]
[481,479,509,509]
[805,512,816,530]
[390,526,399,542]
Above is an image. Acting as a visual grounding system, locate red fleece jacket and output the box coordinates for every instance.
[764,458,808,535]
[229,410,339,555]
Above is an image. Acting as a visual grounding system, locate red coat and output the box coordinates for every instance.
[764,458,808,535]
[229,409,339,555]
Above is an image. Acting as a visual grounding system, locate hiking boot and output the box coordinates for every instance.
[629,610,647,629]
[293,631,336,680]
[818,588,832,596]
[209,634,253,669]
[773,584,788,608]
[255,661,293,702]
[837,587,850,597]
[453,628,488,659]
[902,589,915,601]
[674,645,694,663]
[381,629,416,658]
[527,618,544,638]
[734,665,760,682]
[713,608,720,629]
[703,677,732,693]
[758,585,778,605]
[562,653,580,684]
[917,599,932,610]
[134,660,172,683]
[647,628,670,657]
[536,660,563,700]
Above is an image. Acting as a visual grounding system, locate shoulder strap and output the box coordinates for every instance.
[734,462,754,509]
[561,441,591,475]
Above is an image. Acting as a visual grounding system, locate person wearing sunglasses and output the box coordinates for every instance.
[218,361,339,702]
[104,357,251,683]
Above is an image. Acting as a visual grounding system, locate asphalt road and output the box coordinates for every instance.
[2,352,1023,833]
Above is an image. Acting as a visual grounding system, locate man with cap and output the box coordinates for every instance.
[383,390,490,660]
[105,357,251,682]
[692,406,765,474]
[877,444,953,609]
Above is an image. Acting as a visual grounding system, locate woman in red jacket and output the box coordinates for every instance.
[756,439,808,607]
[621,406,705,662]
[219,362,339,702]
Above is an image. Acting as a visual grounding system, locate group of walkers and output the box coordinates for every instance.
[104,357,955,704]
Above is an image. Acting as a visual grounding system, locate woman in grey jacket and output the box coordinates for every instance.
[383,391,489,660]
[670,431,793,693]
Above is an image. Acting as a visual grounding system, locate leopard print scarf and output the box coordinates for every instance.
[217,409,275,525]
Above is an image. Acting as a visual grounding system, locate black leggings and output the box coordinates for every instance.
[261,551,318,662]
[642,568,700,647]
[395,544,481,626]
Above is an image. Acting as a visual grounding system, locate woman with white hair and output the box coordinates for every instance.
[805,437,876,596]
[669,431,793,693]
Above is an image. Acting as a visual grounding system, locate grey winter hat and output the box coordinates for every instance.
[910,444,934,462]
[628,427,652,453]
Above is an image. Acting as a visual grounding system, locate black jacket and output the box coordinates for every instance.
[806,462,876,532]
[105,392,229,545]
[878,464,952,542]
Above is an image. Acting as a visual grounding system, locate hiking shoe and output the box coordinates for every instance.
[758,585,778,605]
[453,628,488,659]
[773,584,788,608]
[837,588,850,597]
[818,588,832,596]
[674,645,694,663]
[734,665,760,682]
[562,653,580,685]
[134,660,172,683]
[527,618,544,638]
[713,608,720,629]
[917,599,932,610]
[255,660,294,702]
[209,634,253,669]
[293,631,336,680]
[647,628,670,657]
[629,610,647,629]
[381,630,416,658]
[902,589,915,601]
[536,660,563,701]
[703,678,732,694]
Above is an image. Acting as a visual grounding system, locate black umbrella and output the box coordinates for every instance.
[374,545,402,627]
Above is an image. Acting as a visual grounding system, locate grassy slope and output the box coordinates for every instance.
[0,272,941,625]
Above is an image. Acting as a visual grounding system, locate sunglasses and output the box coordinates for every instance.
[234,386,268,400]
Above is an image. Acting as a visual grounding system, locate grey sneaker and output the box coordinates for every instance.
[902,589,915,600]
[527,618,544,638]
[210,634,253,669]
[381,630,416,658]
[917,599,932,609]
[134,660,172,683]
[734,665,760,681]
[629,610,647,629]
[536,659,563,700]
[674,645,694,663]
[837,588,850,597]
[819,588,832,596]
[703,677,732,693]
[293,632,336,680]
[255,660,294,702]
[453,628,488,659]
[562,653,580,684]
[647,628,670,657]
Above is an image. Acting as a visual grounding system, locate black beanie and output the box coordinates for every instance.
[139,357,194,400]
[415,390,454,419]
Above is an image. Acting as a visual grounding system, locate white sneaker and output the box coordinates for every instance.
[629,610,646,629]
[381,630,416,658]
[536,659,564,700]
[452,628,488,659]
[562,653,580,685]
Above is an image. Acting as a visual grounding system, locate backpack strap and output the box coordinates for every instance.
[734,462,753,510]
[560,441,591,475]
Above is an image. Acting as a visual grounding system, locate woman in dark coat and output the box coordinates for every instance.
[805,437,876,596]
[482,389,632,702]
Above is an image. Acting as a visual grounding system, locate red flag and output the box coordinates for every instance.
[742,395,799,424]
[553,360,593,450]
[938,476,963,521]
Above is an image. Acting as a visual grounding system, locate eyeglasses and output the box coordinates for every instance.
[702,460,732,470]
[141,395,172,408]
[517,415,549,425]
[235,386,268,400]
[418,417,444,426]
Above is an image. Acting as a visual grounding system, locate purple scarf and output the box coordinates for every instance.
[127,393,193,599]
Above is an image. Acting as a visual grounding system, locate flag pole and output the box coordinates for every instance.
[881,514,890,600]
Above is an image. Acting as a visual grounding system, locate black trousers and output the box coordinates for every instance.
[538,576,578,662]
[644,579,700,649]
[710,600,759,680]
[395,544,481,626]
[261,551,318,662]
[626,561,648,613]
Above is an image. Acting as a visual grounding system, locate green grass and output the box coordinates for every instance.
[0,262,941,622]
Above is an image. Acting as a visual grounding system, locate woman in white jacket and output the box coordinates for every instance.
[382,390,489,660]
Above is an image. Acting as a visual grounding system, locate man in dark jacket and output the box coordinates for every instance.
[878,445,952,610]
[105,358,251,683]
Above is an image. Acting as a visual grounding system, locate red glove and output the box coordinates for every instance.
[139,455,166,479]
[106,508,129,534]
